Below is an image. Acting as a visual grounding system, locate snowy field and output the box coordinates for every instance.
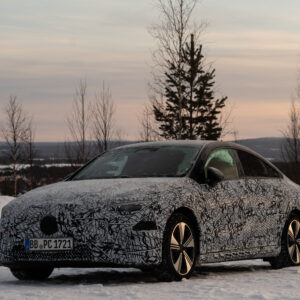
[0,196,299,300]
[0,163,74,170]
[0,196,13,211]
[0,261,300,300]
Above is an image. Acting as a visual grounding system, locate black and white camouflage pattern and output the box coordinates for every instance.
[1,172,300,268]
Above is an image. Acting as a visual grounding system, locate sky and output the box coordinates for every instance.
[0,0,300,142]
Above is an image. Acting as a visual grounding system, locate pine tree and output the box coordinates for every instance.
[153,62,187,140]
[153,34,227,140]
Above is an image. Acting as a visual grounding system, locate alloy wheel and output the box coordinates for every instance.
[170,222,195,276]
[287,219,300,264]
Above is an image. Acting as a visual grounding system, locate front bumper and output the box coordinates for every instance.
[0,205,162,268]
[1,230,162,268]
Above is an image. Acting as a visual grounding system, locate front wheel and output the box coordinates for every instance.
[10,266,54,280]
[269,214,300,269]
[155,213,197,281]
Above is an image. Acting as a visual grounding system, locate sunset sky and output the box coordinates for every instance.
[1,0,300,141]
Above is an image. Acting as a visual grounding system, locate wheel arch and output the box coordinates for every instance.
[168,206,200,255]
[288,208,300,220]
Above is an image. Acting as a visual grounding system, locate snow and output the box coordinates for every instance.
[0,196,14,212]
[0,260,299,300]
[0,163,74,170]
[0,195,299,299]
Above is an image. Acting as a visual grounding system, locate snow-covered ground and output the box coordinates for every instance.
[0,196,299,300]
[0,261,299,300]
[0,163,74,170]
[0,196,14,211]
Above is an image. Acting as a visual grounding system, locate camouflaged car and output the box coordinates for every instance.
[1,140,300,281]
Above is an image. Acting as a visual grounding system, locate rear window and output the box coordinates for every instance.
[237,150,280,178]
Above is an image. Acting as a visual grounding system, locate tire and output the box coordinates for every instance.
[10,266,54,280]
[154,213,198,282]
[269,214,300,269]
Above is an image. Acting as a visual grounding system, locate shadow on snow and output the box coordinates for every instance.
[2,262,272,286]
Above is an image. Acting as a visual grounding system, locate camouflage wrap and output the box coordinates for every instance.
[0,174,299,268]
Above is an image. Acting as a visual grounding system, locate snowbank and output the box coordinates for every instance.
[0,196,14,212]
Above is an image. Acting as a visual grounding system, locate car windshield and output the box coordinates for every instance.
[72,146,200,180]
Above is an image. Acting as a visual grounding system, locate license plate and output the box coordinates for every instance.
[25,238,73,251]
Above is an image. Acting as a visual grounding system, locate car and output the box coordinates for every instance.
[0,140,300,282]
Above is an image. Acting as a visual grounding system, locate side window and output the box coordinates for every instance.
[237,150,280,178]
[204,149,239,180]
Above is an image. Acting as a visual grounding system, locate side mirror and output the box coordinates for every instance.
[207,167,224,186]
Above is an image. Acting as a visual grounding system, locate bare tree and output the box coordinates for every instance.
[138,104,159,142]
[1,95,28,196]
[280,99,300,183]
[219,101,235,139]
[232,129,239,143]
[149,0,205,139]
[282,99,300,164]
[66,79,90,165]
[24,117,37,190]
[92,81,115,153]
[113,128,127,148]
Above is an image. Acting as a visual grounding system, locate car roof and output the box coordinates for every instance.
[115,140,261,152]
[115,140,215,150]
[115,140,279,166]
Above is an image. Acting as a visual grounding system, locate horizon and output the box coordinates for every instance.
[0,136,287,144]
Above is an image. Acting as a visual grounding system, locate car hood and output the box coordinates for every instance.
[2,177,191,214]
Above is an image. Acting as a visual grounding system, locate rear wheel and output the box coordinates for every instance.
[269,214,300,269]
[155,213,197,282]
[10,266,54,280]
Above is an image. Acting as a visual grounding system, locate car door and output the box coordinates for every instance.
[195,147,249,255]
[236,150,285,250]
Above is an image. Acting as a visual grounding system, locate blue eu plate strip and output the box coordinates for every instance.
[25,239,30,251]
